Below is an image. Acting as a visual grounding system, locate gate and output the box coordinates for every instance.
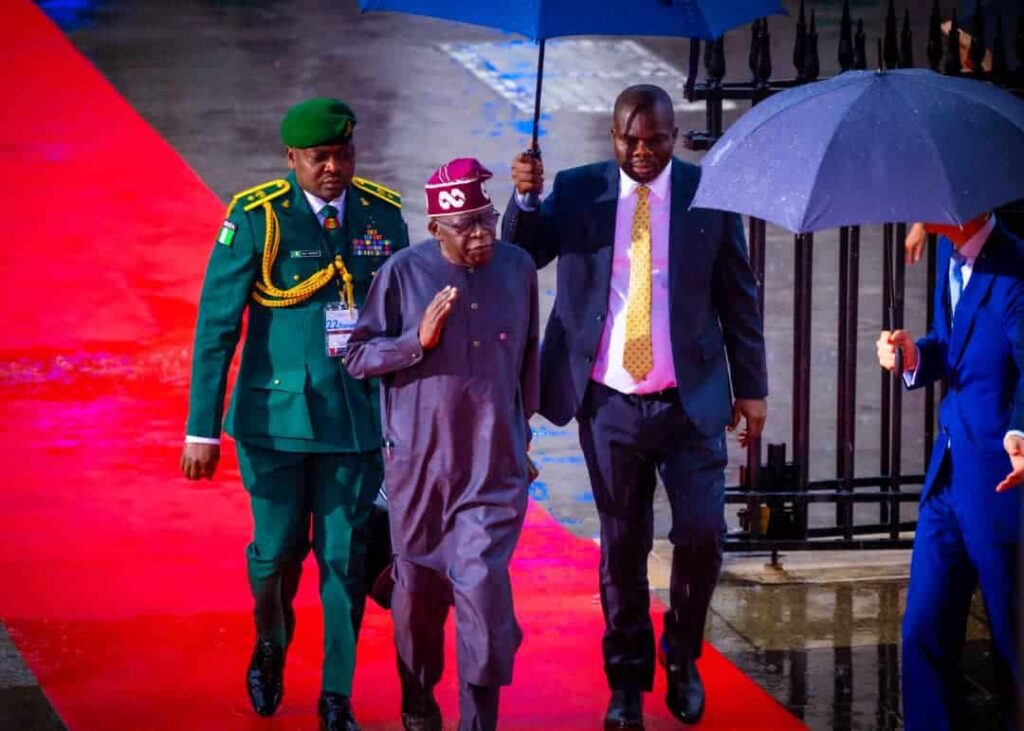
[690,0,1024,554]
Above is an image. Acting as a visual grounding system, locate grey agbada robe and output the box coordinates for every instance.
[344,239,539,690]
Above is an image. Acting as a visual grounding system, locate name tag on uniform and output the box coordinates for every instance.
[291,250,321,258]
[325,302,358,358]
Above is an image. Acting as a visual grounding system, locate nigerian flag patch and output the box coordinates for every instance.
[217,220,237,247]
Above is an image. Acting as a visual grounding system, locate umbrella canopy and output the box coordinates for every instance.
[360,0,786,156]
[358,0,786,42]
[691,68,1024,233]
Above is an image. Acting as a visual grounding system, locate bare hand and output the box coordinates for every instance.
[996,434,1024,493]
[180,442,220,480]
[905,222,927,265]
[729,398,767,448]
[877,330,919,374]
[511,151,544,197]
[940,21,993,73]
[419,286,458,349]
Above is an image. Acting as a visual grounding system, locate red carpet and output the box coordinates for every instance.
[0,2,803,728]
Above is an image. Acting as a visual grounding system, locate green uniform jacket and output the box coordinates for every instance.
[186,172,409,452]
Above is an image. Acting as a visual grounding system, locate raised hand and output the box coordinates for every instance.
[905,222,926,265]
[419,285,458,349]
[511,150,544,197]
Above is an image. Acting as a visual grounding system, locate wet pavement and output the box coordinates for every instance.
[11,0,1013,728]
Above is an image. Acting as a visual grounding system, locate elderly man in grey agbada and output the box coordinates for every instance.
[344,158,539,731]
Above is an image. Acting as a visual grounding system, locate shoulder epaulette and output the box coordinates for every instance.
[225,178,291,216]
[352,176,402,208]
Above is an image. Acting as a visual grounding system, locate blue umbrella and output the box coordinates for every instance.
[358,0,785,42]
[358,0,786,151]
[691,68,1024,233]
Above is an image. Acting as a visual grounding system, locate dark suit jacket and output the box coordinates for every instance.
[909,223,1024,541]
[501,158,767,435]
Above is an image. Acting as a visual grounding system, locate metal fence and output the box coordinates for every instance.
[692,0,1024,553]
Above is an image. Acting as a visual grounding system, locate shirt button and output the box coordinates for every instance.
[468,267,475,274]
[273,378,281,385]
[473,340,481,348]
[293,275,301,281]
[470,302,479,310]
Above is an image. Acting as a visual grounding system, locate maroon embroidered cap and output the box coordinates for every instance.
[425,158,493,217]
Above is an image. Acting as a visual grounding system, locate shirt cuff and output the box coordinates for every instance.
[396,326,425,366]
[901,361,921,388]
[514,190,538,212]
[185,435,221,445]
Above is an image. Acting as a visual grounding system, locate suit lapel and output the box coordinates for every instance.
[948,235,999,367]
[668,158,697,305]
[592,161,619,298]
[934,242,953,342]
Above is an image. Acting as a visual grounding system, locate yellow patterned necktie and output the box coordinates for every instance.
[623,185,653,382]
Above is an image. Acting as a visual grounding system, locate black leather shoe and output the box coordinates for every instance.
[665,659,705,725]
[318,692,361,731]
[604,689,644,729]
[246,637,284,717]
[401,707,442,731]
[399,664,441,731]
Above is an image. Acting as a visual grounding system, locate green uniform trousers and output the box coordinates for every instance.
[236,440,382,695]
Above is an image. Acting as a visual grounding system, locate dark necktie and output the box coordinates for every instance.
[321,204,341,232]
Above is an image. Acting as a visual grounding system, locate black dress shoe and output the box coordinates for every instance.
[401,707,442,731]
[604,689,644,729]
[318,692,361,731]
[398,664,441,731]
[246,637,284,717]
[665,659,705,725]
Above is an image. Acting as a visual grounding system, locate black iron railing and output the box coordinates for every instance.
[687,0,1024,552]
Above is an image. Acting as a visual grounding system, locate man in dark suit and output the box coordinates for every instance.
[502,85,768,728]
[877,212,1024,730]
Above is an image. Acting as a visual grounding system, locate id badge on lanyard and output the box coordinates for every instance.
[325,302,359,358]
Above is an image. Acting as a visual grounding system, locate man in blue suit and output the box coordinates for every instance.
[877,212,1024,730]
[502,85,767,729]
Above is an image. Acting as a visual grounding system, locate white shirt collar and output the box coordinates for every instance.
[303,188,347,217]
[618,162,672,201]
[956,213,996,263]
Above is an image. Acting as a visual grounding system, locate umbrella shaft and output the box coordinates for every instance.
[531,38,546,153]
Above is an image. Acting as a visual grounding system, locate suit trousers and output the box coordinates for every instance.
[236,441,382,695]
[902,452,1021,730]
[576,381,727,691]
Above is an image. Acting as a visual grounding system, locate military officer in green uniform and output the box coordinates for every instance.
[179,97,408,731]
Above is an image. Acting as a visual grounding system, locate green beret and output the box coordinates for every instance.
[280,98,357,148]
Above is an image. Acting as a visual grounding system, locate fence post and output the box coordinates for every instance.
[927,0,943,71]
[792,232,813,539]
